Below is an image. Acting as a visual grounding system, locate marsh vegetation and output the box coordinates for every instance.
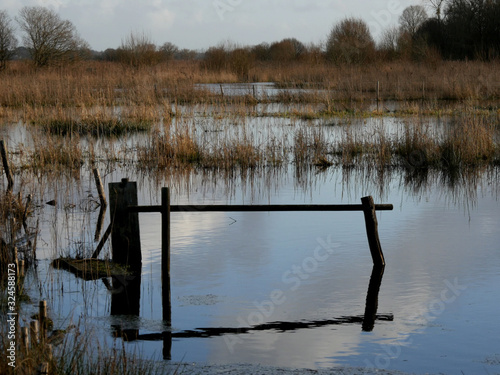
[0,58,499,374]
[1,2,500,372]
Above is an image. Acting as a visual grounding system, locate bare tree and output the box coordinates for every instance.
[159,42,179,61]
[326,17,376,64]
[0,11,17,71]
[118,31,161,67]
[379,26,401,59]
[17,6,89,67]
[399,5,428,37]
[425,0,447,21]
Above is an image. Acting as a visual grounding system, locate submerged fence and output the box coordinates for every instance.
[108,178,393,323]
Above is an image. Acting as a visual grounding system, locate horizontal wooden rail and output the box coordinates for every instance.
[128,203,393,213]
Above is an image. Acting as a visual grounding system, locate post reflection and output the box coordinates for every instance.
[108,264,389,359]
[108,271,141,341]
[362,265,385,332]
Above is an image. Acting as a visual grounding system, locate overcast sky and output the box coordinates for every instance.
[5,0,420,51]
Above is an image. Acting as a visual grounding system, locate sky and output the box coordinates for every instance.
[5,0,420,51]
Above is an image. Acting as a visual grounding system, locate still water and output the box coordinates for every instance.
[18,163,499,375]
[2,107,498,374]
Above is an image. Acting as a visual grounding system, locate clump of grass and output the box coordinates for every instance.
[139,124,289,172]
[394,118,439,168]
[139,127,202,169]
[293,127,331,169]
[439,114,497,168]
[335,128,366,166]
[209,137,261,170]
[30,136,83,170]
[30,105,156,137]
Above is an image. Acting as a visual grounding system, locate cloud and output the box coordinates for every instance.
[148,8,176,33]
[6,0,412,51]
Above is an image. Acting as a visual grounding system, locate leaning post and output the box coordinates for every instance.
[161,187,171,323]
[361,196,386,267]
[0,139,14,189]
[108,179,142,270]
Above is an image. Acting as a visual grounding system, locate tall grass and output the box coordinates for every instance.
[1,60,499,113]
[25,104,159,136]
[30,135,84,170]
[392,113,498,169]
[0,321,172,375]
[440,114,497,168]
[137,125,286,171]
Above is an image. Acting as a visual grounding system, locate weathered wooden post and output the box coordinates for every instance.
[93,167,107,208]
[108,179,141,269]
[30,320,39,347]
[39,300,47,341]
[21,326,29,353]
[93,168,107,240]
[108,179,142,321]
[161,187,171,323]
[0,139,14,189]
[361,196,386,267]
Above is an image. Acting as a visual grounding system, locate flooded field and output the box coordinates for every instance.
[1,96,500,375]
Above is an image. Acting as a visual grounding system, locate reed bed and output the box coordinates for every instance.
[0,321,172,375]
[371,112,498,169]
[137,125,288,172]
[24,104,160,136]
[6,108,498,176]
[30,135,84,171]
[1,60,499,114]
[0,191,26,276]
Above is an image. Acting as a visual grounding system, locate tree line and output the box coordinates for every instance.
[0,1,499,72]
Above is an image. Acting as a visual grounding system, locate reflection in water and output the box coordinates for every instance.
[108,272,142,341]
[6,110,499,373]
[110,264,388,359]
[362,265,385,332]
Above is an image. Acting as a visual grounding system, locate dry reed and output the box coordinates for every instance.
[1,60,499,115]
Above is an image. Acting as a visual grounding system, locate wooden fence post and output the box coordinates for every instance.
[361,196,386,267]
[93,167,107,240]
[93,167,107,207]
[162,187,171,323]
[39,300,47,341]
[30,320,39,348]
[21,327,29,353]
[0,139,14,189]
[109,179,141,270]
